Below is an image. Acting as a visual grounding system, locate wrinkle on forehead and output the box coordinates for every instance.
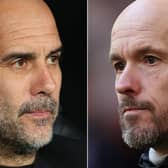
[110,0,168,59]
[112,26,153,43]
[0,0,62,60]
[0,25,58,41]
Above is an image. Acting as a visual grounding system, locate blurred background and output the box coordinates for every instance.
[88,0,141,167]
[45,0,86,167]
[46,0,86,135]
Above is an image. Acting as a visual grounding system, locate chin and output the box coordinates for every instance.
[122,125,159,149]
[29,128,53,149]
[19,117,54,150]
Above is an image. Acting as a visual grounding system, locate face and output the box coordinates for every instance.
[0,0,62,153]
[110,2,168,149]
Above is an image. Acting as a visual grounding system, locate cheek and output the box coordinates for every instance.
[0,77,29,107]
[143,66,168,93]
[116,93,122,104]
[49,68,62,100]
[54,68,62,89]
[57,69,62,87]
[0,79,28,121]
[146,71,168,115]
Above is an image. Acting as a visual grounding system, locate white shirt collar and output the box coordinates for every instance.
[149,148,168,165]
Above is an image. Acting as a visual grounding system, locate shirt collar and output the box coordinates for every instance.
[149,147,168,165]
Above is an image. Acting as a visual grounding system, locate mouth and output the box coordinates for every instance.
[22,110,52,119]
[122,107,147,115]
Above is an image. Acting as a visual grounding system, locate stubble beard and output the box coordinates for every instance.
[0,96,59,155]
[119,97,168,150]
[120,119,160,149]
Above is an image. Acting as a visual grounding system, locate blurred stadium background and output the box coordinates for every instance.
[88,0,142,167]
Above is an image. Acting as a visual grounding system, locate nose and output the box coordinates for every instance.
[30,65,58,96]
[115,65,141,97]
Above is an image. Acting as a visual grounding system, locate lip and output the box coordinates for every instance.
[22,110,51,119]
[123,107,146,114]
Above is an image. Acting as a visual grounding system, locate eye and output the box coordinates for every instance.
[144,55,160,65]
[47,56,59,65]
[113,61,126,72]
[12,58,27,69]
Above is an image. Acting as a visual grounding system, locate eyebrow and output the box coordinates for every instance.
[109,52,123,64]
[47,46,63,57]
[109,45,166,63]
[133,45,165,56]
[0,53,35,63]
[0,46,63,63]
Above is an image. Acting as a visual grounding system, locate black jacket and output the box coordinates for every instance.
[36,134,83,168]
[0,135,84,168]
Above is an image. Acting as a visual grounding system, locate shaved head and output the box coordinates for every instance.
[110,0,168,60]
[0,0,55,24]
[110,0,168,152]
[0,0,61,56]
[0,0,57,31]
[0,0,62,166]
[112,0,168,34]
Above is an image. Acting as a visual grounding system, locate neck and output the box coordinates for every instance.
[0,147,36,167]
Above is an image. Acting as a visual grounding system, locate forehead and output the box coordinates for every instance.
[110,1,168,58]
[0,0,61,55]
[112,0,168,32]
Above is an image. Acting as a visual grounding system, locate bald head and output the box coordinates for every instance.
[0,0,57,30]
[0,0,63,165]
[110,0,168,59]
[112,0,168,37]
[110,0,168,150]
[0,0,55,22]
[0,0,61,57]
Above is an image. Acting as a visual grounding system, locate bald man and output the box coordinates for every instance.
[0,0,81,168]
[110,0,168,167]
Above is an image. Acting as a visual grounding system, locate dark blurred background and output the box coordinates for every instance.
[45,0,86,136]
[88,0,141,167]
[45,1,87,167]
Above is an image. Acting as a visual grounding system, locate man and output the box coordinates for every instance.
[110,0,168,167]
[0,0,81,167]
